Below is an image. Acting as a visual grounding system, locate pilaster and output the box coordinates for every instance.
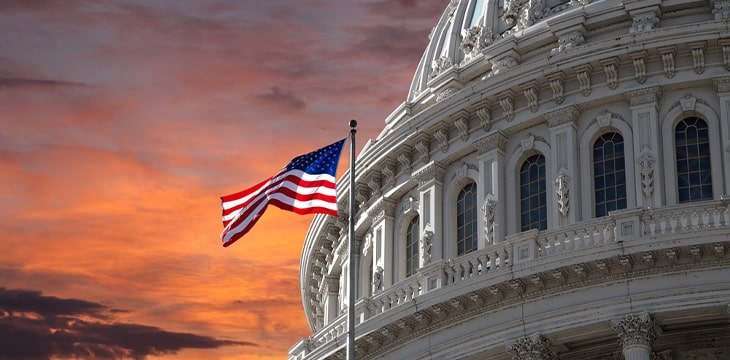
[323,276,340,324]
[625,85,663,208]
[610,311,657,360]
[368,198,396,288]
[474,132,508,245]
[545,105,581,225]
[413,162,445,264]
[714,76,730,197]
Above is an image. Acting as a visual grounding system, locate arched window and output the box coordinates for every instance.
[405,216,419,277]
[520,154,547,231]
[593,132,627,217]
[676,117,712,203]
[457,183,478,255]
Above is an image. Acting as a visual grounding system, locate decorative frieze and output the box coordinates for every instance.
[631,11,659,33]
[437,86,457,102]
[658,46,676,78]
[548,72,565,104]
[507,334,556,360]
[574,64,592,96]
[601,58,620,90]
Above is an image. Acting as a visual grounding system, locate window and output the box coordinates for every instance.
[594,132,627,217]
[457,183,478,255]
[520,155,547,231]
[675,117,712,202]
[469,0,486,27]
[405,216,419,277]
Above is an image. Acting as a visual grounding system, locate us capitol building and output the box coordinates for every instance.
[289,0,730,359]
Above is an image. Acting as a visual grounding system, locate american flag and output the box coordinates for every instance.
[220,139,345,247]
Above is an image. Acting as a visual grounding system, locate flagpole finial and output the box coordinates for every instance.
[349,119,357,129]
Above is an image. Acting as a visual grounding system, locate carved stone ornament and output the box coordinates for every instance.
[601,58,619,90]
[680,94,697,112]
[502,0,546,33]
[639,151,656,197]
[690,43,706,74]
[397,151,412,175]
[431,56,453,79]
[596,110,614,128]
[474,131,509,155]
[544,104,580,128]
[722,41,730,71]
[631,11,659,33]
[476,106,492,131]
[403,196,418,215]
[454,117,470,141]
[482,197,497,245]
[415,137,430,163]
[552,31,585,54]
[499,94,515,122]
[714,1,730,21]
[507,333,556,360]
[574,64,592,96]
[362,232,372,258]
[434,128,449,153]
[492,56,519,76]
[548,73,565,104]
[522,83,539,113]
[460,25,492,60]
[659,47,676,78]
[372,266,384,292]
[610,311,657,349]
[437,86,456,102]
[632,53,647,84]
[521,135,536,151]
[554,171,571,217]
[713,76,730,93]
[382,161,396,187]
[625,86,661,107]
[421,223,434,265]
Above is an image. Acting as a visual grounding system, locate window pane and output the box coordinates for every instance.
[520,154,547,231]
[593,132,627,217]
[457,182,478,255]
[675,117,712,203]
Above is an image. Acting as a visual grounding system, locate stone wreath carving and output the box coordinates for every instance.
[554,172,571,217]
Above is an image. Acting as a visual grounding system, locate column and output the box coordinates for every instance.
[545,105,581,226]
[474,132,508,245]
[610,311,657,360]
[713,77,730,196]
[413,162,445,264]
[625,86,662,208]
[323,276,340,324]
[506,333,556,360]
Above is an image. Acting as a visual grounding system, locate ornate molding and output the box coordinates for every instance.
[421,223,434,265]
[397,150,412,175]
[491,56,519,76]
[482,197,497,245]
[548,72,565,104]
[454,116,470,141]
[544,104,581,128]
[658,46,676,79]
[552,30,585,54]
[625,85,661,107]
[382,159,397,187]
[430,56,453,78]
[689,42,706,74]
[521,81,540,113]
[474,131,509,155]
[713,76,730,93]
[499,91,516,122]
[554,171,571,217]
[610,311,658,349]
[433,127,449,153]
[414,133,431,163]
[714,1,730,20]
[507,333,556,360]
[460,25,492,61]
[574,64,592,97]
[476,106,492,131]
[413,162,446,188]
[601,58,620,90]
[631,51,648,84]
[631,11,659,33]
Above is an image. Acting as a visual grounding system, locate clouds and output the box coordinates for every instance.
[0,288,254,360]
[0,0,446,359]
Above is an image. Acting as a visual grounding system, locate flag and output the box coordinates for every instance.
[220,139,346,247]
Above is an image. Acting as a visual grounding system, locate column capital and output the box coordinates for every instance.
[506,333,556,360]
[610,311,657,349]
[713,76,730,94]
[544,104,581,129]
[473,131,509,155]
[413,161,446,189]
[624,85,661,107]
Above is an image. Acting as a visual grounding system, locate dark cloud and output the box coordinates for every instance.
[352,24,434,61]
[363,0,445,20]
[0,288,255,360]
[0,77,83,89]
[252,86,307,111]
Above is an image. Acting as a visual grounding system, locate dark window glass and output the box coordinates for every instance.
[593,132,627,217]
[676,117,712,202]
[520,155,547,231]
[457,183,478,255]
[405,216,419,277]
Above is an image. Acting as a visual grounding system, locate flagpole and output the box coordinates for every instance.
[347,119,357,360]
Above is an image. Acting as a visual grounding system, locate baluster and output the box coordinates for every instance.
[680,210,689,231]
[478,255,488,274]
[658,213,667,234]
[701,209,710,229]
[691,209,699,230]
[444,265,454,285]
[712,207,721,228]
[488,252,497,271]
[504,247,512,267]
[575,229,584,249]
[724,205,730,226]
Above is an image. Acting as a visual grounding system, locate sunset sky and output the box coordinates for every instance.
[0,1,445,359]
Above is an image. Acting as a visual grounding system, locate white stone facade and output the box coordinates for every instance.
[290,1,730,359]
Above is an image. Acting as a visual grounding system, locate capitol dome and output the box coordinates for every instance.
[290,0,730,359]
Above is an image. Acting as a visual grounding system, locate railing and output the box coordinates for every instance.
[292,200,730,359]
